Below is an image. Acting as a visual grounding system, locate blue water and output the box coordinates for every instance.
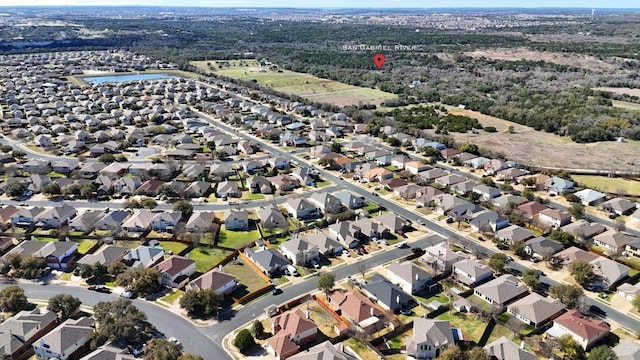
[83,73,179,85]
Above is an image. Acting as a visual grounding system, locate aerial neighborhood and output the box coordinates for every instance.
[1,48,640,360]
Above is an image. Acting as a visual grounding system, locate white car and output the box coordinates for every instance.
[169,337,180,345]
[120,290,134,299]
[311,259,321,269]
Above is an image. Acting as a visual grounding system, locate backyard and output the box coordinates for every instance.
[187,246,232,273]
[224,260,271,299]
[156,241,190,256]
[436,311,488,343]
[217,226,261,249]
[75,240,97,255]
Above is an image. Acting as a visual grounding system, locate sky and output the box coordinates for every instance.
[1,0,639,8]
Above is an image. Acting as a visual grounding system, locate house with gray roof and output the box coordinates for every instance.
[544,177,574,196]
[34,204,76,229]
[280,238,319,266]
[151,212,182,232]
[304,233,344,256]
[469,210,509,232]
[599,197,637,216]
[188,268,239,295]
[309,193,343,214]
[215,180,241,198]
[95,210,131,231]
[474,274,528,307]
[507,293,566,327]
[386,261,433,294]
[591,256,630,290]
[32,317,95,360]
[593,229,638,254]
[614,339,640,360]
[495,225,534,244]
[184,181,211,198]
[122,246,164,268]
[11,207,45,227]
[257,207,288,231]
[121,210,155,234]
[524,237,564,260]
[243,247,290,277]
[78,245,129,268]
[81,344,136,360]
[362,274,414,312]
[287,341,357,360]
[421,243,469,274]
[224,209,249,231]
[561,220,606,242]
[186,212,216,233]
[334,191,364,210]
[484,336,537,360]
[0,309,58,360]
[452,258,493,287]
[283,198,320,220]
[574,188,607,206]
[406,319,456,359]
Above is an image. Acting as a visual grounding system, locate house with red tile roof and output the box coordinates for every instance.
[329,289,384,333]
[155,255,196,288]
[516,201,548,219]
[547,309,610,350]
[267,309,318,359]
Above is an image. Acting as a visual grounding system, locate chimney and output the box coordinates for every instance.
[370,307,374,317]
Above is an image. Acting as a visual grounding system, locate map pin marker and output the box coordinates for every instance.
[373,53,385,69]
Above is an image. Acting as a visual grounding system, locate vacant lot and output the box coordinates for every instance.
[433,107,640,172]
[191,60,396,106]
[572,175,640,196]
[593,87,640,97]
[463,48,618,72]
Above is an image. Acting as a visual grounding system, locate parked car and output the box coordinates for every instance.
[168,337,180,345]
[399,307,413,315]
[88,285,111,293]
[311,259,320,269]
[120,290,134,298]
[342,249,351,257]
[272,287,283,295]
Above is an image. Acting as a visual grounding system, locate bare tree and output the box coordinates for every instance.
[615,218,626,232]
[356,260,367,279]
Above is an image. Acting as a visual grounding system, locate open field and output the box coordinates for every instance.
[191,60,396,106]
[612,100,640,111]
[433,107,640,172]
[463,48,618,72]
[593,87,640,97]
[572,175,640,196]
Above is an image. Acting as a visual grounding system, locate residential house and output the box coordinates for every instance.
[547,310,610,350]
[0,309,57,360]
[440,148,462,162]
[113,177,141,195]
[268,156,290,169]
[617,282,640,301]
[484,159,510,174]
[81,345,136,360]
[287,341,358,360]
[507,293,566,327]
[381,178,408,191]
[280,238,320,266]
[469,210,509,232]
[121,210,154,233]
[496,168,529,182]
[304,233,344,256]
[0,237,14,254]
[329,290,383,333]
[78,163,106,179]
[599,197,637,216]
[516,201,548,220]
[151,212,182,232]
[574,189,607,206]
[452,258,493,287]
[184,181,211,198]
[495,225,534,244]
[561,220,606,242]
[613,339,640,360]
[421,243,469,274]
[270,175,300,192]
[77,245,129,268]
[283,198,320,220]
[11,207,45,227]
[136,179,165,196]
[243,247,290,277]
[258,207,289,231]
[386,261,433,294]
[216,181,241,198]
[224,209,249,231]
[247,176,274,194]
[350,217,390,241]
[188,268,239,295]
[452,181,479,196]
[554,247,599,267]
[591,256,630,290]
[122,246,164,268]
[434,174,467,188]
[362,167,393,182]
[309,193,343,214]
[474,274,528,307]
[33,134,52,147]
[334,191,364,209]
[491,194,526,209]
[155,255,196,288]
[538,208,572,229]
[406,319,456,359]
[94,210,131,231]
[416,187,444,208]
[404,161,430,175]
[32,317,95,360]
[593,230,638,254]
[484,336,537,360]
[0,205,19,228]
[472,184,501,200]
[374,212,410,234]
[395,184,424,200]
[186,212,216,233]
[361,274,414,312]
[34,204,76,229]
[524,236,564,260]
[543,176,573,195]
[291,167,316,186]
[267,309,318,359]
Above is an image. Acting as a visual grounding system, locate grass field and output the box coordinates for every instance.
[157,241,190,256]
[191,60,396,106]
[436,311,488,343]
[76,240,97,255]
[217,227,261,249]
[572,175,640,196]
[224,260,270,299]
[344,339,379,360]
[187,247,231,273]
[160,290,184,304]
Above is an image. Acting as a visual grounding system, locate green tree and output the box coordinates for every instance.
[179,289,223,318]
[98,153,116,164]
[466,347,490,360]
[564,193,580,203]
[317,273,336,297]
[510,240,528,259]
[587,345,618,360]
[173,200,194,219]
[0,285,30,314]
[568,260,596,288]
[251,319,264,338]
[12,150,26,159]
[521,188,535,201]
[47,294,81,320]
[41,182,61,196]
[488,253,508,274]
[144,338,183,360]
[116,268,160,297]
[549,284,584,308]
[522,269,540,290]
[124,199,143,209]
[141,197,158,209]
[19,256,47,279]
[5,182,27,197]
[459,142,479,154]
[568,204,586,219]
[499,183,513,193]
[233,329,256,354]
[549,230,576,247]
[521,177,536,187]
[436,346,464,360]
[93,298,152,345]
[330,141,342,153]
[558,333,585,360]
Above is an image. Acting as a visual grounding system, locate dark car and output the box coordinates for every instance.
[272,287,283,295]
[411,247,422,253]
[590,305,606,317]
[88,285,111,293]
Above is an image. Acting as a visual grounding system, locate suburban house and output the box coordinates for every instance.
[561,220,606,242]
[555,247,599,266]
[361,274,414,312]
[151,212,182,232]
[224,209,249,231]
[121,209,154,233]
[329,289,384,333]
[0,309,57,360]
[593,230,638,254]
[484,336,537,360]
[361,167,393,182]
[516,201,548,220]
[267,309,318,360]
[32,317,95,360]
[280,238,320,266]
[574,189,607,206]
[405,319,457,360]
[188,268,239,295]
[309,193,343,214]
[507,293,566,327]
[81,345,136,360]
[258,207,289,231]
[304,233,344,256]
[538,208,572,229]
[39,241,78,269]
[591,256,630,290]
[95,210,131,231]
[495,225,534,244]
[77,245,129,268]
[599,197,637,216]
[472,184,501,200]
[247,176,273,194]
[451,258,493,287]
[215,180,241,198]
[11,207,45,227]
[243,247,290,278]
[122,246,164,268]
[468,210,509,232]
[374,212,410,234]
[184,181,212,198]
[283,198,321,220]
[616,282,640,301]
[185,212,216,233]
[68,210,102,233]
[34,204,76,229]
[544,177,574,195]
[421,243,469,274]
[155,255,197,288]
[614,339,640,360]
[334,191,364,209]
[524,237,564,261]
[547,310,610,350]
[404,161,430,175]
[386,261,433,294]
[287,341,358,360]
[474,274,528,308]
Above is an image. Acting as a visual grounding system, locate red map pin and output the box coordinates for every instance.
[373,53,385,69]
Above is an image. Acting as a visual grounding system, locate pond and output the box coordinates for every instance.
[83,73,179,85]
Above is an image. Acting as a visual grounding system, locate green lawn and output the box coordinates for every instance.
[217,227,261,249]
[245,192,265,201]
[69,231,85,236]
[436,311,489,343]
[343,339,380,360]
[486,323,515,345]
[315,180,331,188]
[160,290,184,304]
[35,237,58,242]
[414,289,451,305]
[76,240,97,255]
[115,240,144,249]
[187,247,231,273]
[224,260,270,298]
[618,256,640,270]
[572,175,640,197]
[158,241,190,256]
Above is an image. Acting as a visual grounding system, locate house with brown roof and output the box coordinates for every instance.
[404,160,430,175]
[440,148,462,162]
[538,208,572,229]
[155,255,196,288]
[329,289,384,333]
[0,309,57,360]
[599,197,637,216]
[267,309,318,359]
[136,179,165,196]
[495,225,534,244]
[593,230,638,254]
[362,167,393,182]
[547,309,610,349]
[0,205,19,229]
[484,336,537,360]
[188,268,239,295]
[507,293,566,327]
[554,247,599,266]
[32,317,95,360]
[474,274,528,308]
[380,177,408,191]
[516,201,548,220]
